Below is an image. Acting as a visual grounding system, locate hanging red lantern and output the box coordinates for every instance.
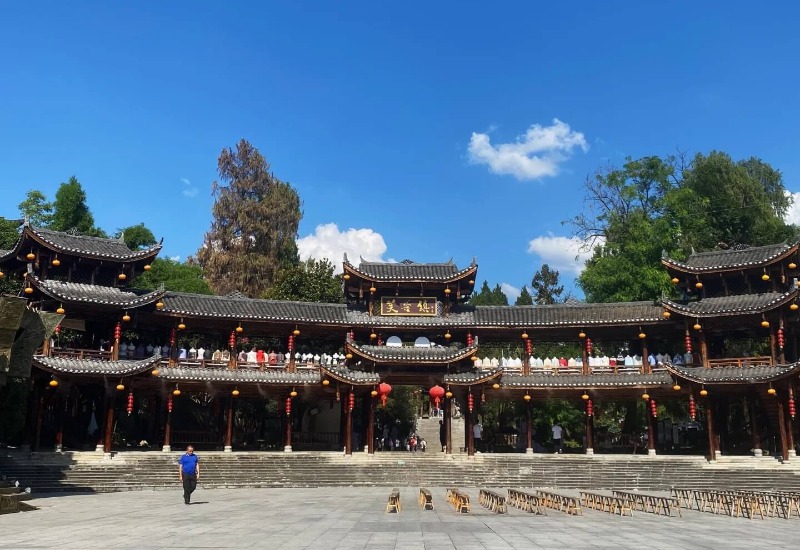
[684,331,692,354]
[54,324,60,335]
[348,392,355,412]
[377,336,383,346]
[114,322,122,341]
[778,327,785,350]
[688,394,696,421]
[378,382,392,407]
[285,397,292,416]
[126,391,134,416]
[170,328,177,347]
[789,388,796,419]
[167,394,174,413]
[585,338,593,355]
[466,332,473,347]
[429,385,445,408]
[525,339,533,355]
[586,399,593,417]
[650,399,657,418]
[229,331,236,349]
[349,330,355,342]
[288,335,294,352]
[467,393,474,412]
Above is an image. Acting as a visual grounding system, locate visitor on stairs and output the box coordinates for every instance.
[552,423,563,454]
[179,445,200,505]
[473,421,483,453]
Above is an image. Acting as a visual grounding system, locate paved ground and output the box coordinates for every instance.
[2,487,797,549]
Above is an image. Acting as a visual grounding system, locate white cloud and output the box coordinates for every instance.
[169,255,181,262]
[527,233,604,276]
[500,283,521,303]
[297,223,388,273]
[181,177,198,198]
[467,118,588,181]
[784,191,800,225]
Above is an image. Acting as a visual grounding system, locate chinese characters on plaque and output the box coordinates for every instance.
[380,297,438,316]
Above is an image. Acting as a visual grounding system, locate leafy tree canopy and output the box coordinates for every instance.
[470,280,509,306]
[531,264,564,305]
[18,190,53,227]
[132,258,212,295]
[197,139,302,297]
[50,176,107,237]
[514,286,533,306]
[263,258,342,303]
[116,223,157,250]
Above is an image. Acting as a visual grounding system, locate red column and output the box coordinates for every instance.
[585,401,595,455]
[646,399,657,456]
[777,392,789,462]
[284,398,293,452]
[444,397,452,455]
[526,402,533,453]
[163,396,173,452]
[705,396,717,461]
[224,398,234,452]
[103,396,115,454]
[466,400,474,457]
[367,396,375,455]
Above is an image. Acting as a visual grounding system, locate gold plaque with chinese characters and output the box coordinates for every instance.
[380,297,438,316]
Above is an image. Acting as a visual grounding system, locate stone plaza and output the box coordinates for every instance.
[2,487,798,549]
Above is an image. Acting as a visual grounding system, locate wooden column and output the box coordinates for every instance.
[646,399,656,456]
[581,338,589,375]
[224,398,234,452]
[367,396,375,454]
[785,398,796,460]
[103,394,115,455]
[749,392,762,457]
[33,393,45,452]
[163,396,173,452]
[466,402,474,457]
[705,396,717,461]
[54,392,65,452]
[777,391,789,461]
[641,338,650,374]
[21,380,38,450]
[284,399,293,452]
[444,397,452,455]
[345,392,353,456]
[585,403,594,455]
[769,325,778,366]
[699,331,710,368]
[525,402,533,454]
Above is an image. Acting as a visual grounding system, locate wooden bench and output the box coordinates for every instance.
[612,490,681,517]
[418,488,434,510]
[507,489,547,515]
[478,489,507,514]
[386,488,401,513]
[580,491,633,516]
[446,488,471,513]
[535,489,582,516]
[671,489,767,519]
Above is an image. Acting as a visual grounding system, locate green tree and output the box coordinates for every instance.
[0,218,20,250]
[531,264,564,305]
[197,139,302,297]
[515,286,533,306]
[264,258,342,303]
[50,176,106,236]
[132,258,213,294]
[18,190,53,227]
[470,281,509,305]
[116,223,157,250]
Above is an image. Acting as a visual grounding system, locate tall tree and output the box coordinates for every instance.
[531,264,564,305]
[264,258,342,303]
[515,286,533,306]
[132,258,212,295]
[197,139,302,297]
[115,223,157,250]
[18,190,53,227]
[470,280,509,305]
[50,176,106,236]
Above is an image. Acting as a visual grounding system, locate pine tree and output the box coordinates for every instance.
[515,286,533,306]
[531,264,564,305]
[50,176,105,236]
[197,139,302,297]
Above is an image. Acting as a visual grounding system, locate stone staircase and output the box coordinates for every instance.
[415,416,465,452]
[3,451,800,494]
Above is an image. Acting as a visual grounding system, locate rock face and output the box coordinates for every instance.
[2,451,800,494]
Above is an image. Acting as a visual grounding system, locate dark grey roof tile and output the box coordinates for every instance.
[662,291,795,317]
[500,372,671,388]
[33,354,159,375]
[663,243,795,273]
[31,275,164,308]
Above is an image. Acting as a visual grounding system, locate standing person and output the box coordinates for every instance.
[178,445,200,504]
[473,420,483,453]
[439,420,446,452]
[552,423,563,454]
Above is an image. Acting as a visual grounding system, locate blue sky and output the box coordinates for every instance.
[2,1,800,300]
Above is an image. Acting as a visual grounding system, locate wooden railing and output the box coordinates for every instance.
[291,431,340,450]
[51,348,112,360]
[707,356,772,368]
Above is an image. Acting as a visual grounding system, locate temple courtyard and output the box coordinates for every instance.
[2,487,798,549]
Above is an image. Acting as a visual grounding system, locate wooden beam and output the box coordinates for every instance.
[705,396,717,461]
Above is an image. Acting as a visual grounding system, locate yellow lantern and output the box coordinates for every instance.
[178,322,186,330]
[151,368,159,376]
[695,281,703,289]
[235,324,244,333]
[790,262,798,270]
[671,277,680,285]
[693,322,702,331]
[492,383,500,390]
[122,313,131,322]
[24,286,34,295]
[521,332,529,340]
[322,379,330,386]
[0,270,4,278]
[761,320,770,328]
[662,310,671,319]
[641,392,650,400]
[523,393,531,401]
[345,353,353,360]
[578,331,586,339]
[173,388,181,396]
[26,251,35,261]
[370,332,377,339]
[232,388,240,397]
[468,279,475,285]
[49,379,58,388]
[791,303,799,311]
[444,288,451,295]
[371,390,378,397]
[290,389,298,398]
[143,264,152,271]
[471,355,479,362]
[639,331,646,339]
[369,286,377,294]
[343,273,351,281]
[673,384,681,391]
[762,272,770,281]
[56,305,65,315]
[116,383,125,391]
[118,273,127,280]
[444,331,451,340]
[293,328,301,336]
[445,391,453,399]
[581,392,589,400]
[156,301,164,309]
[767,387,777,396]
[699,388,708,397]
[52,257,61,267]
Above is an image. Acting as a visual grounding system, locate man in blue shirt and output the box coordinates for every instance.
[178,445,199,504]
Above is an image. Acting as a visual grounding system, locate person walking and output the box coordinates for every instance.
[439,420,446,452]
[473,420,483,453]
[178,445,200,504]
[552,423,563,454]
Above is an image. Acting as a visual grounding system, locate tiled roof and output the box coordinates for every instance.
[665,363,800,384]
[156,367,319,385]
[33,354,160,376]
[444,368,503,385]
[346,342,478,364]
[662,290,796,318]
[30,275,165,308]
[23,225,160,262]
[662,243,796,273]
[321,365,381,385]
[343,255,477,283]
[158,292,666,328]
[500,372,672,389]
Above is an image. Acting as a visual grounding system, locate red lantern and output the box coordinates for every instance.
[126,391,134,416]
[285,397,292,416]
[685,330,692,354]
[650,399,657,418]
[288,335,294,352]
[229,331,236,349]
[688,394,696,421]
[348,392,355,412]
[114,322,122,341]
[167,394,173,413]
[429,385,445,408]
[54,324,60,335]
[467,332,473,347]
[170,328,177,347]
[790,389,796,419]
[378,382,392,407]
[778,328,785,350]
[467,393,474,412]
[585,338,592,355]
[586,399,594,417]
[525,339,533,356]
[349,330,355,342]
